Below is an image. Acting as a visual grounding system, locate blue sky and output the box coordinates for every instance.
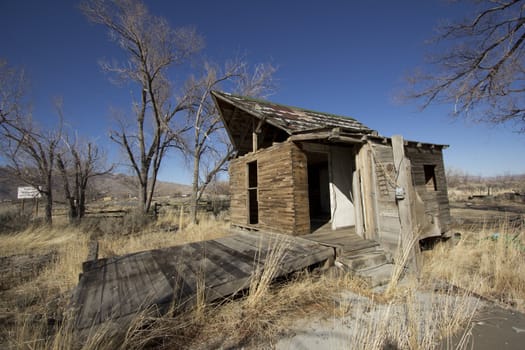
[1,0,524,184]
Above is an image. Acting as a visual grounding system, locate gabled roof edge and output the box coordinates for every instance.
[211,90,293,135]
[210,91,237,149]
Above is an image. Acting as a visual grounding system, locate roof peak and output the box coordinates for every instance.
[212,90,365,125]
[211,90,374,135]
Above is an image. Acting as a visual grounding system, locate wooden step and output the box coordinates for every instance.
[358,264,394,288]
[338,251,388,271]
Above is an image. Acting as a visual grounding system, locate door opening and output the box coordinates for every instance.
[307,152,330,231]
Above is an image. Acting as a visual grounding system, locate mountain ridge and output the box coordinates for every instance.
[0,167,191,201]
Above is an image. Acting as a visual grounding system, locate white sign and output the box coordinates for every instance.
[17,186,41,199]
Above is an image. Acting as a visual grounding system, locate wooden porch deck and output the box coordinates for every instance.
[306,224,380,255]
[71,231,334,330]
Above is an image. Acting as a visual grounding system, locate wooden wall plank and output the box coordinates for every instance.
[405,146,451,232]
[229,141,310,235]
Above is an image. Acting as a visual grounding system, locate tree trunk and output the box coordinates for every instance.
[79,182,87,219]
[190,151,201,224]
[63,177,77,222]
[147,166,159,215]
[44,192,53,225]
[139,171,149,215]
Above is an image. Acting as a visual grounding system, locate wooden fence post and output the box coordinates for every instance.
[179,204,184,230]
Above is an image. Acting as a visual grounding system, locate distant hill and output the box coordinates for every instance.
[91,173,192,199]
[0,167,191,201]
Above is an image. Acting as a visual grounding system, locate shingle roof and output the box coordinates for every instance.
[211,91,374,135]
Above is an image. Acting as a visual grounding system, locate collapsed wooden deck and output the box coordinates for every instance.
[71,231,334,330]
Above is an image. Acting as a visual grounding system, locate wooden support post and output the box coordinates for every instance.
[353,168,364,238]
[252,132,258,153]
[359,144,378,240]
[392,135,421,273]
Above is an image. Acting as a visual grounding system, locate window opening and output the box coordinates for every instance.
[248,161,258,224]
[424,164,437,191]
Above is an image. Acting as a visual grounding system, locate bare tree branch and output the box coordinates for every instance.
[81,0,203,214]
[406,0,525,132]
[0,59,28,126]
[57,131,113,223]
[1,116,61,224]
[185,59,277,223]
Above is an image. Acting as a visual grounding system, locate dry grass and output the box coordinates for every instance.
[422,221,525,312]
[2,212,521,349]
[0,225,89,349]
[111,270,367,350]
[246,234,291,308]
[0,213,230,349]
[324,283,480,350]
[97,213,231,258]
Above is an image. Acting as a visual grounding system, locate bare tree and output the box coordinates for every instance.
[57,135,113,223]
[0,59,27,125]
[81,0,203,214]
[185,60,276,224]
[1,117,61,224]
[408,0,525,132]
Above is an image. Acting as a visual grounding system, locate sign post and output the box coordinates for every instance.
[17,186,42,199]
[17,186,42,217]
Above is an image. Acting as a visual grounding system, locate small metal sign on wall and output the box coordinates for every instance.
[17,186,42,199]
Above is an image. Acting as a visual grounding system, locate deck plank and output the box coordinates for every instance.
[153,244,199,310]
[117,254,142,318]
[232,231,312,257]
[198,241,252,281]
[98,258,121,322]
[303,227,380,256]
[74,268,103,329]
[139,251,174,311]
[72,231,336,330]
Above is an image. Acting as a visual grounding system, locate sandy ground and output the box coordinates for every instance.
[275,291,525,350]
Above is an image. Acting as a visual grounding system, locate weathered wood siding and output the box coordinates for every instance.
[356,141,451,253]
[291,144,311,234]
[229,156,247,226]
[369,143,402,252]
[229,141,310,235]
[405,146,451,232]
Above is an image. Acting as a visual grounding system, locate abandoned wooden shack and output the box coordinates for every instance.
[212,91,451,253]
[70,92,453,331]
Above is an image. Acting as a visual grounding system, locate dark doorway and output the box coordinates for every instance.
[247,161,258,224]
[307,152,330,231]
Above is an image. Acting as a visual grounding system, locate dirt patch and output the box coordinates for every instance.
[450,200,524,231]
[442,305,525,349]
[276,287,481,349]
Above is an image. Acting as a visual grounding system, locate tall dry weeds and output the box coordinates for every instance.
[97,214,230,258]
[337,284,480,350]
[423,221,525,311]
[1,225,89,349]
[246,233,291,308]
[2,215,513,349]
